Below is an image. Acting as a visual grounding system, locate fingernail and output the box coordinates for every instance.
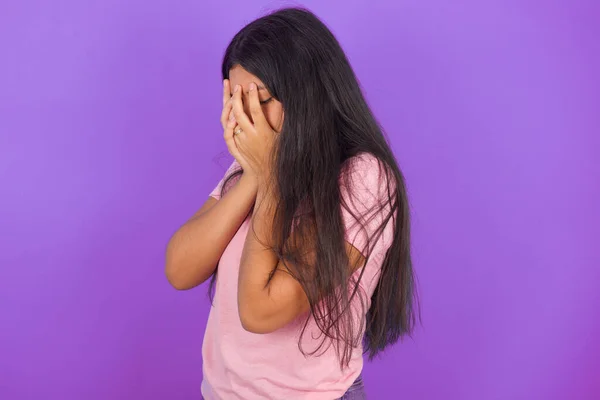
[234,85,240,93]
[249,83,256,91]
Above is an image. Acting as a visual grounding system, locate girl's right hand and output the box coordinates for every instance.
[221,79,251,174]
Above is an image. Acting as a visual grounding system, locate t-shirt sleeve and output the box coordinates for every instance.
[340,154,395,256]
[209,160,242,200]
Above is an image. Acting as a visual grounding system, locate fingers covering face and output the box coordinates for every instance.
[247,82,269,130]
[222,79,230,106]
[231,84,254,134]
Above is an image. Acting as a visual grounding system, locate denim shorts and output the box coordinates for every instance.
[337,374,366,400]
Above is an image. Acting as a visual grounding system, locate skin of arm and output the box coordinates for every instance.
[237,177,365,333]
[165,174,258,290]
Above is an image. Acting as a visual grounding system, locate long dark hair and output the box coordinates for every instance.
[211,7,419,367]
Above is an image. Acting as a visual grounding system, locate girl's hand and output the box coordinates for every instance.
[231,83,277,184]
[221,79,252,173]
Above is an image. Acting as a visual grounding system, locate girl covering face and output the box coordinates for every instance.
[166,7,418,400]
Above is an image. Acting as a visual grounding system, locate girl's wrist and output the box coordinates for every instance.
[238,172,259,196]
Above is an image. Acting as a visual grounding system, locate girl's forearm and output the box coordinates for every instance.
[165,174,258,290]
[237,178,293,329]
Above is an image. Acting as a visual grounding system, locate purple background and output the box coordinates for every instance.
[1,0,598,399]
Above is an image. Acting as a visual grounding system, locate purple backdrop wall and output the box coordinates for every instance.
[1,0,598,399]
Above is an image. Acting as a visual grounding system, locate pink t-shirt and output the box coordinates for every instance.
[202,153,395,400]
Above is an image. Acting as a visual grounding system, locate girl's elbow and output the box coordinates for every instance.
[240,315,275,334]
[165,266,194,290]
[165,257,205,291]
[238,305,278,334]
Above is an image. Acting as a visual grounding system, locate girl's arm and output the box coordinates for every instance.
[237,177,364,333]
[165,174,257,290]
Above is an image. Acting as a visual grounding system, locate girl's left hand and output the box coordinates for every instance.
[231,83,277,183]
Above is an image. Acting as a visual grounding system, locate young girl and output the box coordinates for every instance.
[166,7,418,400]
